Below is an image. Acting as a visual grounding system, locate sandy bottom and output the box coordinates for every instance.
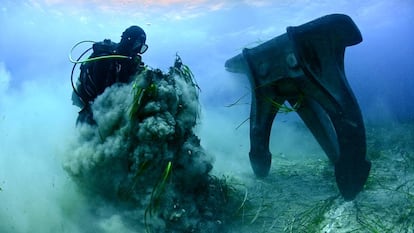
[224,122,414,233]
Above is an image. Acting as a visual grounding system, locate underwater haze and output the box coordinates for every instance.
[1,0,414,232]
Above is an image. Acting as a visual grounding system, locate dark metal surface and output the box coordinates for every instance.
[225,14,371,200]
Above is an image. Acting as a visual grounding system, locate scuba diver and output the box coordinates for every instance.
[70,25,148,125]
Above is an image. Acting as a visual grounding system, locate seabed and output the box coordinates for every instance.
[226,122,414,233]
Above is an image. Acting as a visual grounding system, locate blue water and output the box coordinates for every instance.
[0,1,413,232]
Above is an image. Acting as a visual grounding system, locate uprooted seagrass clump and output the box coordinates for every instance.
[64,56,243,233]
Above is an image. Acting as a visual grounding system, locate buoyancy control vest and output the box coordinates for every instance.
[72,39,141,108]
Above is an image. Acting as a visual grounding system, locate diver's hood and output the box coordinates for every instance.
[118,25,148,56]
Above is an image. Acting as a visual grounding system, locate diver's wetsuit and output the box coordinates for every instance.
[72,39,143,125]
[72,26,147,125]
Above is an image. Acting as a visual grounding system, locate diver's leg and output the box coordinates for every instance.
[76,106,96,125]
